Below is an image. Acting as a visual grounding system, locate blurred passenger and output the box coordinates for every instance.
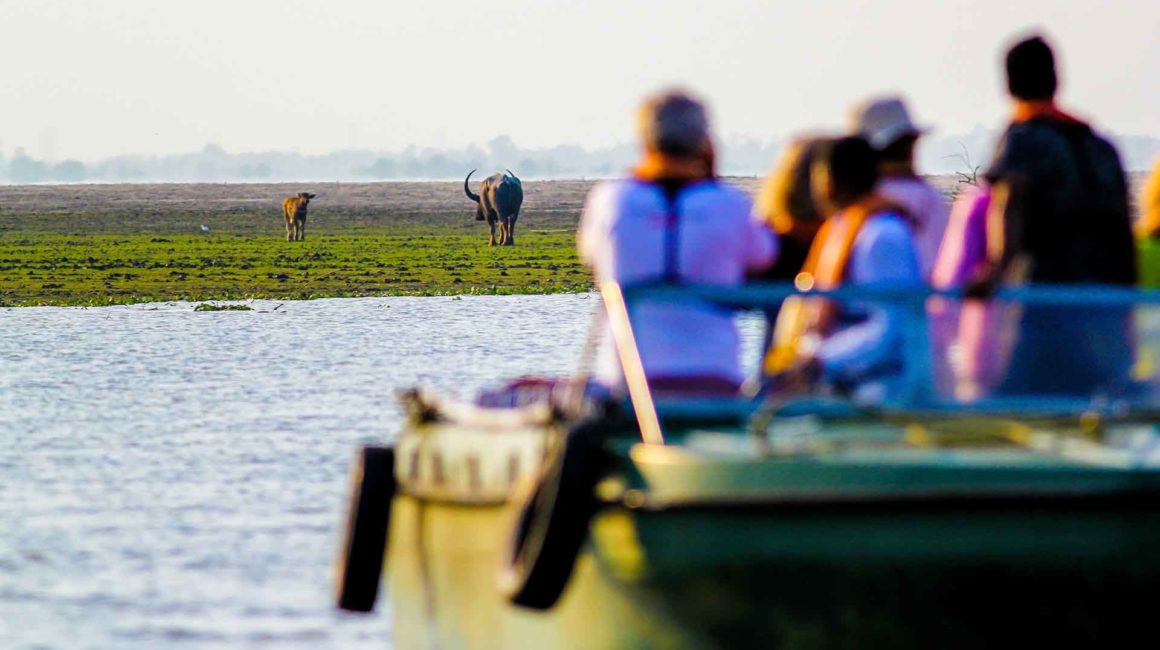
[1136,158,1160,288]
[932,186,991,289]
[1130,160,1160,386]
[977,34,1135,288]
[767,137,922,400]
[851,97,949,280]
[752,137,832,366]
[974,34,1136,396]
[754,136,832,281]
[578,89,779,394]
[929,185,1009,399]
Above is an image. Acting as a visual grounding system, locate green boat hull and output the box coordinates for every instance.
[382,416,1160,649]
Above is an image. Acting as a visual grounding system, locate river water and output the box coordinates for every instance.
[0,294,601,650]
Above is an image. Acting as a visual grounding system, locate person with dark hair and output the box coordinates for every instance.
[754,136,832,281]
[850,97,949,279]
[980,34,1135,287]
[766,136,922,399]
[750,137,833,382]
[972,33,1137,397]
[578,88,779,394]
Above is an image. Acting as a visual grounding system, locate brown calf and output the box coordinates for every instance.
[282,192,316,241]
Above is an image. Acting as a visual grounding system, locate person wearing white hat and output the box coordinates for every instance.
[850,96,949,280]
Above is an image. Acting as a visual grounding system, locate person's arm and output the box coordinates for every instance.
[577,183,612,268]
[744,207,780,272]
[815,216,921,383]
[970,129,1036,294]
[968,175,1035,296]
[931,186,989,289]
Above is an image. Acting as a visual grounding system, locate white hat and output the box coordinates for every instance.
[850,97,929,150]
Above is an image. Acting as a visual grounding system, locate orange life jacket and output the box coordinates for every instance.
[763,194,905,375]
[1010,100,1085,127]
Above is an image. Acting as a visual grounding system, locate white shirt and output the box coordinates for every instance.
[578,178,778,387]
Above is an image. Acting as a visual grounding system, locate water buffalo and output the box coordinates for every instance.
[282,192,316,241]
[464,169,523,245]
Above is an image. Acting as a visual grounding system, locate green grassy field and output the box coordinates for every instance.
[0,181,596,306]
[0,230,590,306]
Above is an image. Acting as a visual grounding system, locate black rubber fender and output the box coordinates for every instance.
[335,445,396,612]
[497,422,605,610]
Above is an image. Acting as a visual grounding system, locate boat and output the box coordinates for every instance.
[334,282,1160,649]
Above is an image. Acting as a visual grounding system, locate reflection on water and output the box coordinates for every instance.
[0,294,599,650]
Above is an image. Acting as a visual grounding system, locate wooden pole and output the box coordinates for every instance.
[600,283,665,445]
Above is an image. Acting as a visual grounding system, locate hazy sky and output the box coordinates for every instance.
[3,0,1159,161]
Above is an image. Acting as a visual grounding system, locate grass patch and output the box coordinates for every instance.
[194,303,253,312]
[0,208,591,306]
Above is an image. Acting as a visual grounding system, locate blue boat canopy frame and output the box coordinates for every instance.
[606,282,1160,443]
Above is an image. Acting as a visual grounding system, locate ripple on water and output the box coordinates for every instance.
[0,294,598,650]
[1,293,764,649]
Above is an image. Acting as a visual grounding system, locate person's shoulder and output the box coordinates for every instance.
[688,180,753,212]
[988,122,1068,181]
[862,212,916,250]
[914,179,949,210]
[880,176,944,200]
[700,179,750,200]
[588,178,638,198]
[869,211,912,232]
[852,212,920,276]
[585,178,653,209]
[1024,120,1125,175]
[1083,127,1125,163]
[914,176,944,195]
[1002,120,1071,151]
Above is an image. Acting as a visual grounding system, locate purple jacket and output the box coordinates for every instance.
[932,186,990,289]
[928,186,1003,400]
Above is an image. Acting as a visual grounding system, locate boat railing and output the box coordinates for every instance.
[604,281,1160,445]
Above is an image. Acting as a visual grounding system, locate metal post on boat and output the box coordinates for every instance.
[600,282,665,445]
[902,291,935,407]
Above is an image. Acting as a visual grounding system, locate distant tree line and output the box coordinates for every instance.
[1,149,89,183]
[0,131,1157,184]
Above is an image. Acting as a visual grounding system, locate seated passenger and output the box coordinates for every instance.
[932,185,990,289]
[754,136,832,282]
[850,97,949,280]
[929,185,1008,399]
[1136,158,1160,289]
[753,136,834,358]
[1132,160,1160,387]
[578,89,779,394]
[767,137,923,400]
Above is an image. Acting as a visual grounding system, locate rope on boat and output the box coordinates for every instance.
[575,300,604,379]
[558,299,607,416]
[746,392,790,457]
